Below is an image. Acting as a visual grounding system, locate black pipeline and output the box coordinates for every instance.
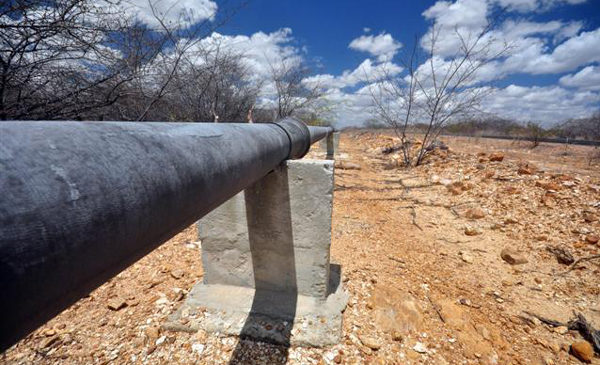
[0,119,331,351]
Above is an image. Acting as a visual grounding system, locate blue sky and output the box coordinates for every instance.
[219,1,433,75]
[126,0,600,126]
[219,0,600,74]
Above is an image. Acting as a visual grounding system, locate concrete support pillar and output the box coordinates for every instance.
[326,133,334,160]
[167,159,347,347]
[321,132,340,160]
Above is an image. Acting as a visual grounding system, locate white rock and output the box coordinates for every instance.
[155,297,169,306]
[459,251,474,263]
[413,342,428,353]
[192,343,205,354]
[155,335,166,346]
[440,178,453,186]
[324,351,336,361]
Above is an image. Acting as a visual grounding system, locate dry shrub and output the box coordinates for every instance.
[589,147,600,166]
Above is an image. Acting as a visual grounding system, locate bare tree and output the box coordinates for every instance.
[369,22,511,166]
[268,56,323,120]
[0,0,243,121]
[368,40,419,166]
[585,111,600,166]
[556,110,600,140]
[129,1,241,122]
[0,0,133,120]
[586,111,600,141]
[525,121,545,148]
[159,38,262,122]
[109,0,242,122]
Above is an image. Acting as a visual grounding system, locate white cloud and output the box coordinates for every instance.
[420,0,492,59]
[121,0,218,28]
[325,0,597,127]
[482,84,599,123]
[496,0,587,12]
[559,65,600,91]
[136,0,596,128]
[349,33,402,62]
[500,19,583,42]
[503,28,600,74]
[189,28,300,81]
[319,86,379,128]
[423,0,488,29]
[406,56,502,88]
[340,59,403,86]
[422,0,587,26]
[326,0,597,127]
[555,21,585,42]
[303,59,403,90]
[420,0,598,79]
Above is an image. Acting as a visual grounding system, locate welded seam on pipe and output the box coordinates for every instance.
[271,122,294,160]
[270,119,312,159]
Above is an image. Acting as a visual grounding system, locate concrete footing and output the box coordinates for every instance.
[166,159,346,347]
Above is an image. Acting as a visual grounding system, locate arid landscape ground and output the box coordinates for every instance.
[3,131,600,364]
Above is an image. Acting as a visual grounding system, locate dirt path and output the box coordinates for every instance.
[3,131,599,364]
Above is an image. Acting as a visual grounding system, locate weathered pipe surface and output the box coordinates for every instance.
[0,118,325,351]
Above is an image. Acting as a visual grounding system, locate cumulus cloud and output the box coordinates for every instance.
[302,60,405,127]
[137,0,595,128]
[483,84,599,123]
[349,33,402,62]
[559,66,600,91]
[318,86,379,128]
[502,28,600,74]
[423,0,489,29]
[420,0,598,78]
[120,0,218,27]
[326,0,597,127]
[303,59,403,90]
[186,28,300,81]
[500,19,583,43]
[422,0,588,29]
[496,0,587,12]
[340,59,403,86]
[555,21,585,42]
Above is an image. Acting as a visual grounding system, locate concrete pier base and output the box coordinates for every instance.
[166,159,346,347]
[165,265,346,346]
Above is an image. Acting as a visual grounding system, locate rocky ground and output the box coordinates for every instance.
[2,131,599,364]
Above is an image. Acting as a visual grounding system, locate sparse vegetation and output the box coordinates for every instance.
[367,16,511,167]
[0,0,329,123]
[525,122,545,148]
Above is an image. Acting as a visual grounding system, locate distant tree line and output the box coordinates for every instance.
[444,117,529,137]
[444,112,600,142]
[552,112,600,141]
